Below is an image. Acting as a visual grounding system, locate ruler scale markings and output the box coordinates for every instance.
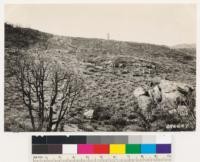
[32,154,171,161]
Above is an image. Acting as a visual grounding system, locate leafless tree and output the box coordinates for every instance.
[14,53,84,131]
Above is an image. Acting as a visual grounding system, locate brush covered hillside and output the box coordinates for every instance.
[5,23,196,132]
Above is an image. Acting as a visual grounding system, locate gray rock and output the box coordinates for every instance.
[134,87,154,112]
[159,80,178,93]
[137,95,153,112]
[159,80,193,107]
[133,87,147,98]
[161,91,185,107]
[159,80,193,94]
[83,109,94,119]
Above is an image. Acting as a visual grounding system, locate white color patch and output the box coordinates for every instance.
[156,135,172,144]
[62,144,77,154]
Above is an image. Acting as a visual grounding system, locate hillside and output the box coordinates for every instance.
[4,23,196,132]
[172,43,196,49]
[171,44,196,57]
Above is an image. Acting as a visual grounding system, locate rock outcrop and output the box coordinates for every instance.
[134,80,194,114]
[159,80,193,107]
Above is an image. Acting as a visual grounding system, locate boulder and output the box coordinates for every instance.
[159,80,178,93]
[137,95,153,112]
[83,109,94,119]
[149,77,162,85]
[159,80,194,107]
[161,91,185,107]
[133,87,147,98]
[159,80,193,94]
[134,87,154,112]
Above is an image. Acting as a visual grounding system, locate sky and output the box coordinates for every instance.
[5,4,196,46]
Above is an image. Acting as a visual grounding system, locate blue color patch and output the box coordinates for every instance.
[141,144,156,154]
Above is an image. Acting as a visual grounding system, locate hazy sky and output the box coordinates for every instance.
[5,4,196,46]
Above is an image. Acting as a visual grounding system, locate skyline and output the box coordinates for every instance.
[5,4,196,46]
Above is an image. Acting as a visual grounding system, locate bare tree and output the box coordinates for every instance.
[14,53,84,131]
[46,63,84,131]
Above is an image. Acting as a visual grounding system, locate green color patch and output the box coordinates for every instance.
[126,144,141,154]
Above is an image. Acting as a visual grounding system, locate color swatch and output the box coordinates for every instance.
[126,144,141,154]
[32,135,171,155]
[141,144,156,154]
[110,144,126,154]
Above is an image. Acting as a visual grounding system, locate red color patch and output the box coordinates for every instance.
[93,144,109,154]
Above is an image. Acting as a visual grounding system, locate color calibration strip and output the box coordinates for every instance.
[32,135,171,155]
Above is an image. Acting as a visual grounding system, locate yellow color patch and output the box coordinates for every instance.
[109,144,126,154]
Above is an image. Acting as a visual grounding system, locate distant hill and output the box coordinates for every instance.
[172,43,196,49]
[171,44,196,56]
[5,23,195,65]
